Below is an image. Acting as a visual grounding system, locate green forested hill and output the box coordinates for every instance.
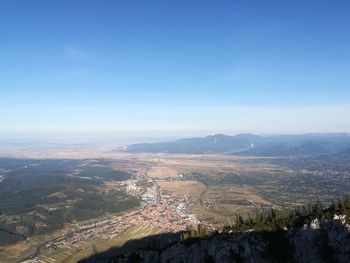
[0,158,139,246]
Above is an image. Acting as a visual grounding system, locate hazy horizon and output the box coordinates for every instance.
[1,130,350,145]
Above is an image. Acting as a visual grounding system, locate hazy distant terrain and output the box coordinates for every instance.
[126,133,350,156]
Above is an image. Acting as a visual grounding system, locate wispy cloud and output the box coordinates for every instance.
[59,46,96,79]
[60,68,91,79]
[62,46,94,63]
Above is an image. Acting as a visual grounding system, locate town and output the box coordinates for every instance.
[44,169,203,251]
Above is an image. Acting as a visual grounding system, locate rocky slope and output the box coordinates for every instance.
[110,218,350,263]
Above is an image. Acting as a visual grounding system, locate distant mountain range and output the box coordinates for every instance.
[125,133,350,156]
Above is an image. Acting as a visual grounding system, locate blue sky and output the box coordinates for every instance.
[1,0,350,141]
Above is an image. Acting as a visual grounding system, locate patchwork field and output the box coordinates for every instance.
[148,166,179,178]
[39,224,162,263]
[157,180,207,200]
[202,185,272,206]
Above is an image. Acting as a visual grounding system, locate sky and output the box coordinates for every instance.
[1,0,350,142]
